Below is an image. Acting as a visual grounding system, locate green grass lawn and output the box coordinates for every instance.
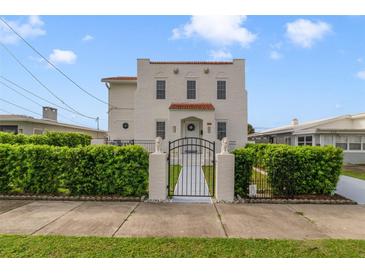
[341,167,365,180]
[0,235,364,257]
[202,165,214,195]
[169,165,182,194]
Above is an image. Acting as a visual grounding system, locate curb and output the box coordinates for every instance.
[0,194,143,202]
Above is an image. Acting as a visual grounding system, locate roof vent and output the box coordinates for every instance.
[291,118,299,126]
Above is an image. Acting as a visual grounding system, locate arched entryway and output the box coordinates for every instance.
[181,117,203,139]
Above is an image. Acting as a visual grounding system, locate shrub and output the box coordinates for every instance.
[234,144,343,196]
[0,131,92,147]
[0,144,149,196]
[232,148,254,196]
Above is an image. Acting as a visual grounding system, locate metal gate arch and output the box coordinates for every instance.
[168,137,215,197]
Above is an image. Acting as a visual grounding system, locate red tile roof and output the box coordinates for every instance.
[169,103,215,111]
[150,61,233,65]
[101,76,137,82]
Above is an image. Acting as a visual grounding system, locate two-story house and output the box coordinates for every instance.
[101,59,247,151]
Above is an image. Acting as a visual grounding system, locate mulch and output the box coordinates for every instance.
[243,194,356,204]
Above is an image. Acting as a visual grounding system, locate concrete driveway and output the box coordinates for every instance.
[0,200,364,239]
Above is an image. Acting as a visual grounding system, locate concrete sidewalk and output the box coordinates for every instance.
[0,200,364,239]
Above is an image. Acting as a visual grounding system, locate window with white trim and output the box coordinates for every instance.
[349,136,361,151]
[33,128,44,135]
[335,136,348,150]
[156,80,166,99]
[298,135,312,146]
[187,80,196,99]
[217,121,227,140]
[156,121,166,139]
[217,80,226,99]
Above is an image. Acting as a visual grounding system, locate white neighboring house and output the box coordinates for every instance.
[0,106,107,142]
[102,59,248,151]
[249,114,365,164]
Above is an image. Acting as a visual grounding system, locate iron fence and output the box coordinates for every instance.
[107,139,155,153]
[248,158,295,199]
[168,137,215,197]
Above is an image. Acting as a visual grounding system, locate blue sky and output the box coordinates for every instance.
[1,15,365,131]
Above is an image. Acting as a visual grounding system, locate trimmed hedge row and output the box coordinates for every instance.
[0,132,92,147]
[0,144,149,196]
[233,144,343,196]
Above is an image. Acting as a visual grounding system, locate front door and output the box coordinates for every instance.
[184,120,200,138]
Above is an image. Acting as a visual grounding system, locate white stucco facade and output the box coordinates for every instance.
[102,59,248,150]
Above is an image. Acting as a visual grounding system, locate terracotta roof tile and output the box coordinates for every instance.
[101,76,137,82]
[150,61,233,65]
[169,103,215,111]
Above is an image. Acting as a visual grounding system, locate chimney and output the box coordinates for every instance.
[42,106,57,121]
[291,118,299,126]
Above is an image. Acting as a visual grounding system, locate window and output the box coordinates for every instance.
[349,136,361,151]
[217,80,226,99]
[0,125,18,133]
[298,135,312,146]
[33,128,44,135]
[187,80,196,99]
[335,136,348,150]
[156,80,166,99]
[156,121,166,139]
[217,121,227,140]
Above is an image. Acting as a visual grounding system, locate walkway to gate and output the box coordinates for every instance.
[168,137,215,198]
[173,162,210,196]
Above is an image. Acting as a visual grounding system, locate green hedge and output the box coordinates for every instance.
[233,148,253,197]
[0,144,149,196]
[0,132,92,147]
[233,144,343,196]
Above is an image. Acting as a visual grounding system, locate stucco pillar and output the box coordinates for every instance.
[148,138,168,201]
[215,138,235,202]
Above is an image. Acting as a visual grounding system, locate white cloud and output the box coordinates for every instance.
[356,70,365,80]
[49,49,77,65]
[0,16,46,44]
[357,57,363,64]
[82,34,94,42]
[209,49,232,60]
[269,50,282,60]
[285,19,331,48]
[171,16,256,48]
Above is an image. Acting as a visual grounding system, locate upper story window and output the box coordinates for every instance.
[298,135,312,146]
[156,80,166,99]
[217,80,226,100]
[187,80,196,99]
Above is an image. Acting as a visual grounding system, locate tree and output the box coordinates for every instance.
[248,123,255,134]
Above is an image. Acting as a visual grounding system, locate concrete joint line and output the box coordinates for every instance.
[0,201,32,217]
[112,202,140,237]
[31,202,85,235]
[285,204,332,239]
[213,203,228,238]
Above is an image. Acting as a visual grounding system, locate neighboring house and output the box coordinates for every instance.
[249,114,365,164]
[0,106,107,141]
[101,58,248,151]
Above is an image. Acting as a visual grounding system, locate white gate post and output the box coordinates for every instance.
[215,138,235,202]
[148,137,168,201]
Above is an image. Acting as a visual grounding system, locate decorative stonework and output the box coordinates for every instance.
[155,137,163,154]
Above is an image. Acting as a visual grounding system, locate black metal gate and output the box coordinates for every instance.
[168,137,215,197]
